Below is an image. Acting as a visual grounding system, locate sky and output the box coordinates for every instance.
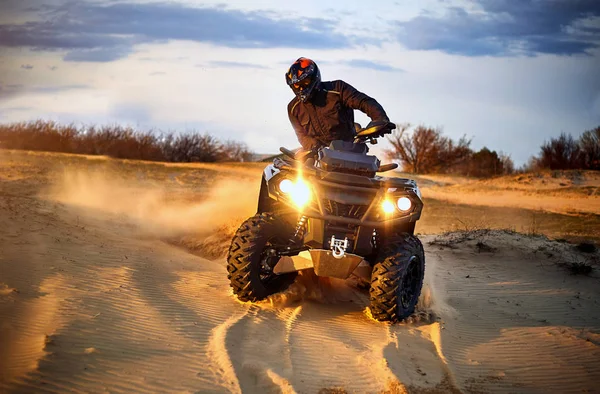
[0,0,599,166]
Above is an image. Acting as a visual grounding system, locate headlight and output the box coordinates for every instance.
[382,196,412,214]
[397,197,412,211]
[291,178,311,208]
[278,178,311,209]
[279,179,293,194]
[382,200,395,214]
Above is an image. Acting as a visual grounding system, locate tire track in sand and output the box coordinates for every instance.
[0,274,68,390]
[206,311,247,394]
[208,304,298,394]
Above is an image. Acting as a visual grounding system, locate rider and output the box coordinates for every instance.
[285,57,392,152]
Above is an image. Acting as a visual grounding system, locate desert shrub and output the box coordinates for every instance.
[527,126,599,171]
[383,123,472,174]
[467,147,505,178]
[383,124,515,177]
[579,126,600,170]
[0,119,253,163]
[537,132,583,170]
[220,140,254,162]
[0,120,80,152]
[499,152,515,175]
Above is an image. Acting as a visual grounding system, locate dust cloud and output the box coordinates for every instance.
[264,270,368,307]
[47,168,259,239]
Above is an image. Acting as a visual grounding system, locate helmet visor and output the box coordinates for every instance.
[292,76,313,90]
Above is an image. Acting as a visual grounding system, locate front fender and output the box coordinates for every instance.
[257,164,281,213]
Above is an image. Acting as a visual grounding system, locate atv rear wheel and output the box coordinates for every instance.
[227,213,298,302]
[369,234,425,322]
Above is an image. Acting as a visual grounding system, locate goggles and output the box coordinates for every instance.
[293,76,312,90]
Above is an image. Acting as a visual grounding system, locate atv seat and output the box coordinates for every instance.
[320,140,380,176]
[329,140,368,154]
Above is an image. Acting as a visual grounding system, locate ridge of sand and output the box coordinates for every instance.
[425,231,600,393]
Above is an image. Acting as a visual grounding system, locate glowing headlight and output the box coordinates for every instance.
[290,178,311,208]
[397,197,412,211]
[382,200,395,214]
[279,179,294,194]
[279,178,311,209]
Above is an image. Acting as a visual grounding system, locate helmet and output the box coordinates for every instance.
[285,57,321,102]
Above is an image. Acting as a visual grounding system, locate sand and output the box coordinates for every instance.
[1,150,599,393]
[417,170,600,216]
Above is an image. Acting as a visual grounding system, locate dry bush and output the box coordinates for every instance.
[383,123,472,174]
[0,120,80,152]
[220,140,254,162]
[579,126,600,170]
[467,147,505,178]
[538,132,583,170]
[0,119,253,163]
[164,133,222,162]
[526,126,600,172]
[499,151,515,174]
[383,124,516,177]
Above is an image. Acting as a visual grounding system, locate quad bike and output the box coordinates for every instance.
[226,121,425,322]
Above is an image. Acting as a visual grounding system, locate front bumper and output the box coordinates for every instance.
[273,249,369,279]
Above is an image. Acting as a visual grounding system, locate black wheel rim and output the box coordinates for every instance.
[400,256,422,310]
[258,233,290,285]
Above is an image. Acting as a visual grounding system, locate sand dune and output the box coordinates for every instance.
[1,151,599,393]
[419,170,600,216]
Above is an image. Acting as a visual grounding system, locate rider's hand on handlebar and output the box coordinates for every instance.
[366,119,396,135]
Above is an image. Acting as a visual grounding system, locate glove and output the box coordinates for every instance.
[383,121,396,133]
[366,119,396,135]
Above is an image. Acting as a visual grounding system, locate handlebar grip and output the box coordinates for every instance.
[378,163,398,172]
[279,147,296,159]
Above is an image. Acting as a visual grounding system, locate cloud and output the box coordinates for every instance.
[30,84,91,94]
[0,83,23,100]
[0,83,90,102]
[0,2,355,62]
[63,47,134,63]
[345,59,403,72]
[315,59,403,72]
[396,1,600,56]
[203,61,270,69]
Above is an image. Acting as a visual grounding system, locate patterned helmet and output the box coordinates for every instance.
[285,57,321,102]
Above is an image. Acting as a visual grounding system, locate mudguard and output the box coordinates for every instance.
[257,164,280,213]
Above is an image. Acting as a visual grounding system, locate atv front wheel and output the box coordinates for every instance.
[369,234,425,322]
[227,213,298,302]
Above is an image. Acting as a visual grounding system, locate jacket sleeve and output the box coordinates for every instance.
[336,80,389,122]
[288,102,318,150]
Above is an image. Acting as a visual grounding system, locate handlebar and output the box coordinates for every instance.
[279,147,314,162]
[354,120,396,143]
[278,120,397,163]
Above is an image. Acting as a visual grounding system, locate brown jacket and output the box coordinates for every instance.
[287,80,389,150]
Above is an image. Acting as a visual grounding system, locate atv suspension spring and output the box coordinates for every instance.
[292,215,308,243]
